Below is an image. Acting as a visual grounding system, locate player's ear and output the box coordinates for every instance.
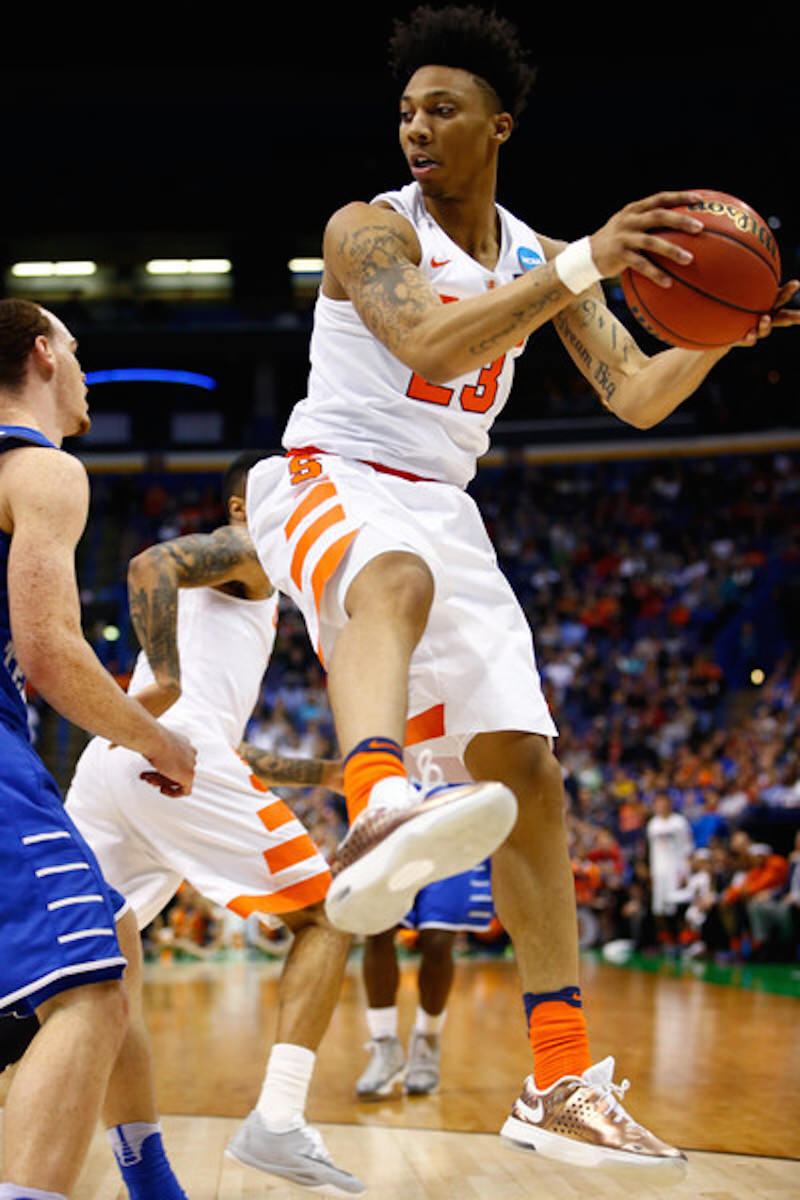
[228,494,246,523]
[31,334,57,379]
[493,111,513,146]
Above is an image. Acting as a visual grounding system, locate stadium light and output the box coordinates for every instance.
[11,261,97,277]
[145,258,231,275]
[288,257,324,274]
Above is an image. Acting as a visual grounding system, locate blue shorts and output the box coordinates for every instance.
[402,860,494,931]
[0,724,127,1013]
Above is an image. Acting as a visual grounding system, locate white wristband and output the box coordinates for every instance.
[554,236,602,295]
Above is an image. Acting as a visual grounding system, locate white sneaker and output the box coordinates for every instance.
[226,1110,365,1196]
[326,754,517,936]
[404,1030,441,1095]
[355,1035,405,1099]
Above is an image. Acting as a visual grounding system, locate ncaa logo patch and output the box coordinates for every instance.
[517,246,542,272]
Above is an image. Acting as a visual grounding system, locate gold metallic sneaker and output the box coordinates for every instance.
[325,756,517,936]
[501,1057,687,1180]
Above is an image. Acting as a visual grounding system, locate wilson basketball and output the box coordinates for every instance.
[621,190,781,349]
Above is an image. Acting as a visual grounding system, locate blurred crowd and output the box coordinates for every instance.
[64,448,800,965]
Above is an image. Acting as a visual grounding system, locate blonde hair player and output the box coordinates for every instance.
[0,299,195,1200]
[246,2,800,1183]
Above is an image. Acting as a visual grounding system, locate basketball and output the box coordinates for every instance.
[621,190,781,349]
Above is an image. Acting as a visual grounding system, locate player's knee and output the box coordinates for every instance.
[284,901,352,945]
[468,732,565,828]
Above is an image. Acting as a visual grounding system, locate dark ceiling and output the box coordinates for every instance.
[3,26,796,270]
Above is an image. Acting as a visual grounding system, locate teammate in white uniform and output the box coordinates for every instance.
[67,452,363,1198]
[646,793,695,928]
[247,4,799,1179]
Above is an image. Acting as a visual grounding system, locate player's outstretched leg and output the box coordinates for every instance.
[325,747,517,936]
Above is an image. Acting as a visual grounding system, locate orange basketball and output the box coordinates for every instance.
[621,190,781,349]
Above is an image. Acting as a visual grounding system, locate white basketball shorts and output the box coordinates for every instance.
[65,727,332,931]
[247,451,557,774]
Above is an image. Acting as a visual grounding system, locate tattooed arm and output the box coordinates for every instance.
[127,524,268,714]
[237,742,344,793]
[321,192,706,384]
[552,282,729,429]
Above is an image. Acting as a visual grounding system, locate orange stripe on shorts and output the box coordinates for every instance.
[405,703,445,746]
[284,480,337,540]
[311,528,357,619]
[264,833,321,875]
[258,800,294,831]
[227,871,332,917]
[290,505,345,590]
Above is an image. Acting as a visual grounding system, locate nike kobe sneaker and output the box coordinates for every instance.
[501,1057,687,1179]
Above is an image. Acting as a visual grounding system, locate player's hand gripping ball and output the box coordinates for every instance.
[621,190,781,349]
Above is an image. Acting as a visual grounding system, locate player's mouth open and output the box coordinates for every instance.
[411,154,439,175]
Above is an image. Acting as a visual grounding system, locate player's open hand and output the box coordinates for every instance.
[590,191,705,288]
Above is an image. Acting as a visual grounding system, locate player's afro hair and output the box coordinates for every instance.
[388,5,536,120]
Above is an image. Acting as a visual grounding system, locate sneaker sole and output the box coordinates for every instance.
[404,1079,439,1096]
[326,782,517,935]
[224,1144,365,1197]
[500,1116,688,1179]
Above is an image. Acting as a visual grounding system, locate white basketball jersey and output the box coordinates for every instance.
[127,586,278,745]
[283,182,546,488]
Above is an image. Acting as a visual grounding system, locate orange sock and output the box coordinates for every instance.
[343,737,406,824]
[524,987,592,1090]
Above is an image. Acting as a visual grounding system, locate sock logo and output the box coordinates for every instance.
[112,1125,143,1166]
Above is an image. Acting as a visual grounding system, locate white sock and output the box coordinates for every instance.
[256,1043,315,1132]
[107,1119,161,1163]
[0,1188,67,1199]
[365,1005,399,1040]
[414,1006,446,1036]
[367,775,411,813]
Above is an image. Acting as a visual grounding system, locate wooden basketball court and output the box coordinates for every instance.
[4,951,796,1198]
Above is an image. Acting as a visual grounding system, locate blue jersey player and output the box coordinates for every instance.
[0,299,195,1200]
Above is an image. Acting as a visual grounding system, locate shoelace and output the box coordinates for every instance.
[593,1075,632,1125]
[416,747,445,794]
[298,1122,334,1165]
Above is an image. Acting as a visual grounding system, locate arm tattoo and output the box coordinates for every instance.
[160,527,259,587]
[337,221,440,352]
[238,741,327,787]
[128,567,180,686]
[128,526,257,683]
[554,297,640,410]
[467,273,564,359]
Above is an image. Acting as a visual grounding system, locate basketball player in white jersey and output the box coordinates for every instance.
[66,452,363,1198]
[246,5,800,1180]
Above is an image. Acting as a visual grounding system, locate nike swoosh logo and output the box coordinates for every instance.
[431,257,451,268]
[518,1097,544,1123]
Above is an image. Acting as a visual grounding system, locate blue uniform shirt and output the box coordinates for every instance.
[0,425,59,739]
